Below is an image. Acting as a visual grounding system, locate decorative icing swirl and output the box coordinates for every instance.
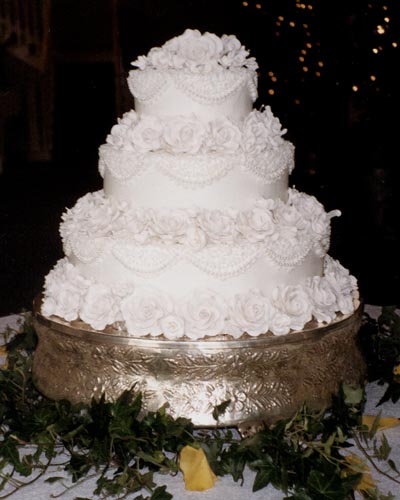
[131,29,258,73]
[41,256,359,339]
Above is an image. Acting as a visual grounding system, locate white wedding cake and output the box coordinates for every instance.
[41,29,359,340]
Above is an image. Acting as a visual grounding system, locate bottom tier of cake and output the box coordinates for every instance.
[32,296,366,430]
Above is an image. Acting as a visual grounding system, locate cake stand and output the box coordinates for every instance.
[32,296,366,431]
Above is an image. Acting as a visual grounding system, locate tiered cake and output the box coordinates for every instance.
[41,29,359,339]
[34,30,364,425]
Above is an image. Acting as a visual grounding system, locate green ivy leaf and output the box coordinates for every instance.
[307,469,352,500]
[150,485,173,499]
[252,465,274,492]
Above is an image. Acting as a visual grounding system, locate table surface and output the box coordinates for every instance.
[1,308,399,500]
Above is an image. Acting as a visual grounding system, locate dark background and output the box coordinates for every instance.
[1,0,399,316]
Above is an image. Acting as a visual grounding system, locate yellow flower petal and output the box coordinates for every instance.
[179,445,217,491]
[362,415,400,432]
[0,345,8,369]
[344,454,376,492]
[393,364,400,376]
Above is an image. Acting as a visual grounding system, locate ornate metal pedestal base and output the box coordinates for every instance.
[32,298,366,428]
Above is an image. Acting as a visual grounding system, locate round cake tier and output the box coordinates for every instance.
[69,248,323,302]
[32,297,366,428]
[129,67,256,123]
[103,163,289,209]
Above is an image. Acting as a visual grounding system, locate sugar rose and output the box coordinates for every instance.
[272,285,312,331]
[177,29,224,72]
[159,314,185,339]
[182,289,227,339]
[130,115,164,152]
[210,119,241,152]
[163,116,206,154]
[306,276,338,323]
[80,284,118,331]
[121,288,173,336]
[228,290,271,337]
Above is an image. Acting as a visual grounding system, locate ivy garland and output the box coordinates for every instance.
[0,307,399,500]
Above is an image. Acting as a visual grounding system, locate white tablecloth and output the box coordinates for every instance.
[1,310,399,500]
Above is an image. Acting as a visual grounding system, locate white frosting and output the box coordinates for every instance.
[41,29,359,339]
[42,256,359,339]
[103,163,289,209]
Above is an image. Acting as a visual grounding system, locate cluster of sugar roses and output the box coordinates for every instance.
[42,256,358,339]
[60,189,339,259]
[131,29,258,73]
[105,107,286,156]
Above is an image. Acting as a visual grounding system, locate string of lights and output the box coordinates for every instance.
[239,0,398,108]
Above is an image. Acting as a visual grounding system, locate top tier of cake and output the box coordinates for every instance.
[127,29,258,122]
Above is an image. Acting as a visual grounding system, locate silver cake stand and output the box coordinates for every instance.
[32,296,366,431]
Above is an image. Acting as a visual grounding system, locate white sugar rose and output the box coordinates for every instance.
[62,192,116,238]
[310,213,330,239]
[210,119,241,152]
[146,47,175,70]
[80,284,119,330]
[163,116,206,154]
[130,115,164,152]
[228,290,272,337]
[220,34,257,69]
[114,209,150,242]
[306,276,338,323]
[238,207,275,242]
[198,210,237,243]
[106,123,129,148]
[42,259,89,321]
[119,110,139,127]
[242,112,271,154]
[184,224,207,250]
[177,29,223,72]
[182,289,227,339]
[221,34,242,54]
[260,106,286,147]
[159,314,185,339]
[272,285,312,331]
[324,257,358,315]
[121,288,173,336]
[42,285,81,322]
[269,309,292,336]
[43,258,89,297]
[150,209,189,244]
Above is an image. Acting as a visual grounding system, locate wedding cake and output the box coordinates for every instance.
[41,29,359,341]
